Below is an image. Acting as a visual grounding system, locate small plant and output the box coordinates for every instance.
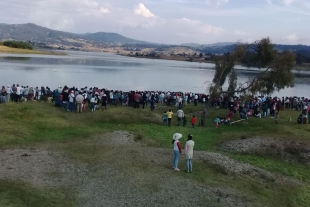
[134,133,143,141]
[240,135,247,140]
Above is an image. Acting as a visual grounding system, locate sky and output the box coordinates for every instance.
[1,0,310,45]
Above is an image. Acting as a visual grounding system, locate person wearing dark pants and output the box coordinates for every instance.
[167,109,173,127]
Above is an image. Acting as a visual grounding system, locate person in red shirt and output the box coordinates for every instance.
[191,115,196,128]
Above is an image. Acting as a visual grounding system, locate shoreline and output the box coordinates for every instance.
[0,45,66,55]
[119,53,310,72]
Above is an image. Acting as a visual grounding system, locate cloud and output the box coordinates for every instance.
[100,7,111,13]
[177,18,224,35]
[283,0,297,6]
[205,0,229,8]
[234,30,251,36]
[283,34,298,41]
[1,0,310,45]
[134,3,155,18]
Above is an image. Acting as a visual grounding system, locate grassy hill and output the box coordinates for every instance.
[0,23,145,47]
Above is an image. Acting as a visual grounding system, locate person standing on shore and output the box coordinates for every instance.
[176,107,184,126]
[184,134,195,173]
[215,116,220,128]
[162,111,168,126]
[172,133,182,171]
[16,84,22,102]
[191,115,196,128]
[68,91,75,112]
[6,85,11,102]
[76,92,84,113]
[101,94,107,111]
[308,105,310,124]
[1,86,7,103]
[167,109,173,127]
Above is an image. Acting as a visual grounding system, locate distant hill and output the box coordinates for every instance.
[80,32,143,44]
[0,23,146,48]
[181,42,235,48]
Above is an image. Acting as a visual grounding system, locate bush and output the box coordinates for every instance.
[3,41,33,50]
[134,133,144,141]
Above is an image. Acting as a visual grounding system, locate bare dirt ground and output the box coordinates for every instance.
[0,131,301,207]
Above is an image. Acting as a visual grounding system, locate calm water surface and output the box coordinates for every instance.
[0,50,309,97]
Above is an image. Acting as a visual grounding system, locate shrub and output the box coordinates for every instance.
[3,41,33,50]
[134,133,143,141]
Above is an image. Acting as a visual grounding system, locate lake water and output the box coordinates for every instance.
[0,50,309,97]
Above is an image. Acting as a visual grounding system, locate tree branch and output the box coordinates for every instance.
[220,65,273,94]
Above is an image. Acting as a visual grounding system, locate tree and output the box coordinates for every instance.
[209,38,295,97]
[227,69,237,97]
[199,53,203,58]
[3,41,33,50]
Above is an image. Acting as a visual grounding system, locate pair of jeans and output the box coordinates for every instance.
[163,119,168,126]
[68,102,74,111]
[173,150,180,169]
[90,103,95,111]
[177,117,182,126]
[0,96,6,103]
[150,100,155,111]
[186,159,192,172]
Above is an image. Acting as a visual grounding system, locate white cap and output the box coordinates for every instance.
[173,133,182,140]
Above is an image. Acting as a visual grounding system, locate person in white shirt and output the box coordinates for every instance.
[6,85,11,102]
[184,134,195,173]
[68,91,75,112]
[194,94,198,106]
[75,92,84,113]
[16,84,22,102]
[176,108,184,126]
[109,91,114,105]
[23,86,29,98]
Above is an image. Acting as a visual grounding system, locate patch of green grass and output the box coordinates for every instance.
[1,102,310,206]
[226,153,310,206]
[182,161,300,207]
[229,154,310,182]
[0,180,76,207]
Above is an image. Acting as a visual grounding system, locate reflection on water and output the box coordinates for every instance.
[0,51,309,97]
[1,57,31,61]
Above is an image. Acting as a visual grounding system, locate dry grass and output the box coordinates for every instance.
[0,45,65,55]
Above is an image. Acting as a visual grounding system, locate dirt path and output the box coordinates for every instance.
[0,131,300,207]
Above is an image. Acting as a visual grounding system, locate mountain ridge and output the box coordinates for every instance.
[0,23,146,47]
[0,23,310,55]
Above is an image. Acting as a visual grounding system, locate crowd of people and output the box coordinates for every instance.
[212,95,310,125]
[0,84,208,111]
[2,84,310,174]
[1,84,310,125]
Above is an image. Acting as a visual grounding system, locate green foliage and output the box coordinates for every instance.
[255,38,276,68]
[210,38,295,96]
[3,40,33,50]
[0,180,76,207]
[227,69,237,97]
